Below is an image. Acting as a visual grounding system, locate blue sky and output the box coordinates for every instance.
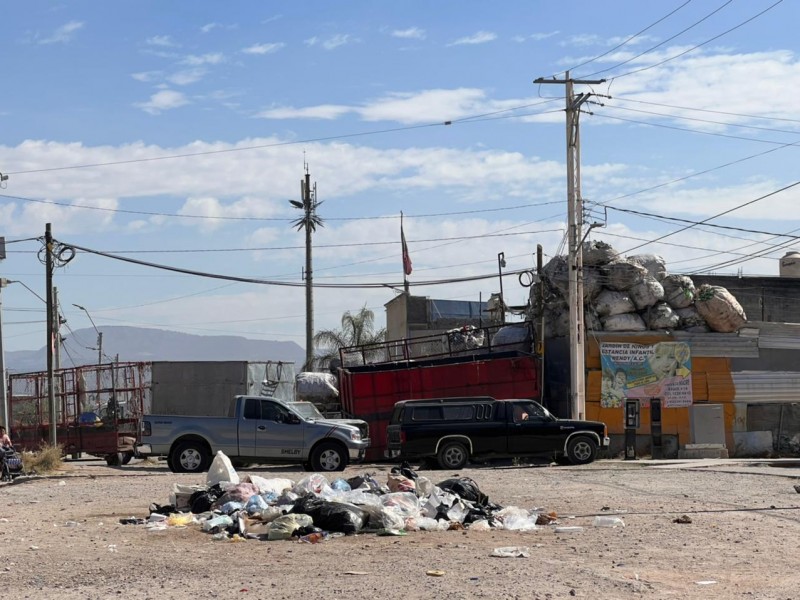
[1,1,799,355]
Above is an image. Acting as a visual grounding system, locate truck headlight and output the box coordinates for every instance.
[350,430,361,441]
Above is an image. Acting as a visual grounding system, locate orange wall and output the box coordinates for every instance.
[585,336,736,449]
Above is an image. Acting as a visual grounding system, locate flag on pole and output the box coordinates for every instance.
[401,212,412,276]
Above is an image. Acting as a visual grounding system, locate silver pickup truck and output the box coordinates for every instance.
[136,395,370,473]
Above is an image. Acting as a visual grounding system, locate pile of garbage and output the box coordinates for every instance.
[134,452,559,541]
[531,241,747,335]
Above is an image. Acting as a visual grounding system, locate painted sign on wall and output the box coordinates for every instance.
[600,341,692,409]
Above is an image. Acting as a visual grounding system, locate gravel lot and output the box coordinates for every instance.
[1,458,799,599]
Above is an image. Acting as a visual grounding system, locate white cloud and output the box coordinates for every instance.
[182,53,225,66]
[131,71,160,82]
[256,104,351,120]
[448,31,496,46]
[561,33,603,47]
[135,90,190,114]
[305,34,356,50]
[242,42,285,55]
[514,31,559,43]
[392,27,426,40]
[201,23,219,34]
[146,35,179,47]
[38,20,84,45]
[167,68,207,85]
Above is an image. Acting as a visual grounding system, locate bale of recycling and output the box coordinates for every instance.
[662,275,696,309]
[695,284,747,333]
[675,306,709,332]
[593,289,635,318]
[627,254,667,281]
[601,313,647,332]
[602,259,647,291]
[542,255,569,297]
[582,240,620,266]
[628,276,665,310]
[644,302,680,330]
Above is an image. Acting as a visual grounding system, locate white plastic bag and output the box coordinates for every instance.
[380,492,421,519]
[292,474,331,496]
[206,451,239,486]
[245,476,294,496]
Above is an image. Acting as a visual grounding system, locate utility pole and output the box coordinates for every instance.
[0,277,8,435]
[290,165,324,371]
[534,71,604,420]
[45,223,57,445]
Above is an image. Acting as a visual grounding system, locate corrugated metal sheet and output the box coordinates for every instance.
[743,321,800,350]
[732,371,800,403]
[590,331,758,358]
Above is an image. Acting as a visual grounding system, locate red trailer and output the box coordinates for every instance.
[7,362,149,465]
[339,323,541,460]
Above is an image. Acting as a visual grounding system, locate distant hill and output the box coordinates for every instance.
[5,326,306,373]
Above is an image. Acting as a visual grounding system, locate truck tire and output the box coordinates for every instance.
[310,442,348,472]
[171,441,210,473]
[436,441,469,470]
[566,436,598,465]
[105,453,123,467]
[121,452,134,466]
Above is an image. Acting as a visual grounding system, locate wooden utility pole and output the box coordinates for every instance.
[533,72,604,420]
[45,223,56,444]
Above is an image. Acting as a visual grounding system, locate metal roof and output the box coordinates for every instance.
[731,371,800,403]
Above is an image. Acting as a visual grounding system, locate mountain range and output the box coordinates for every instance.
[5,326,306,373]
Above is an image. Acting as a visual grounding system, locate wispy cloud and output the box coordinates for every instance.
[131,71,161,83]
[305,34,356,50]
[135,90,190,114]
[448,31,496,47]
[256,104,351,120]
[38,20,84,45]
[201,23,219,33]
[146,35,179,47]
[513,31,559,43]
[182,53,225,66]
[167,68,207,85]
[561,34,603,47]
[242,42,285,55]
[392,27,426,40]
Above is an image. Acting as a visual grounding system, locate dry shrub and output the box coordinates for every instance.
[21,444,64,474]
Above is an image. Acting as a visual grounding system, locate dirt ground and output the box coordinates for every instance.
[1,457,799,600]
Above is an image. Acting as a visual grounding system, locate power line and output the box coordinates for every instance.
[0,191,562,223]
[605,0,784,80]
[4,100,561,177]
[620,179,800,254]
[555,0,694,77]
[611,97,800,126]
[578,0,735,78]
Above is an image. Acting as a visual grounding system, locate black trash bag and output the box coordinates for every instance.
[291,494,367,534]
[346,473,383,494]
[390,461,419,480]
[294,525,324,538]
[148,503,177,515]
[189,484,223,514]
[437,477,489,506]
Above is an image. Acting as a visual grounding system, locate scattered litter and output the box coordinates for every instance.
[29,546,39,551]
[673,514,692,524]
[695,580,717,586]
[793,484,800,494]
[107,544,117,553]
[344,571,370,576]
[554,526,584,534]
[64,521,79,527]
[491,546,530,558]
[57,480,66,486]
[593,516,625,528]
[377,529,407,536]
[426,570,446,577]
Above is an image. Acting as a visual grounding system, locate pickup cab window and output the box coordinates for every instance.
[512,401,551,423]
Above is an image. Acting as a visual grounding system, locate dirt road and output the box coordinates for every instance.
[1,458,798,599]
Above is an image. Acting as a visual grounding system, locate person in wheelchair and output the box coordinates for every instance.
[0,425,12,449]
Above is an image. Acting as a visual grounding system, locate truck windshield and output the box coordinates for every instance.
[289,402,325,419]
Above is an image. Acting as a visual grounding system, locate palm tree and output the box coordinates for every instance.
[313,306,386,370]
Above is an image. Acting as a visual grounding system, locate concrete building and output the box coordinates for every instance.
[384,293,494,342]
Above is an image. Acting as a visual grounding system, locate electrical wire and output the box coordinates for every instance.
[619,180,800,254]
[611,97,800,126]
[4,100,562,177]
[578,0,735,78]
[603,0,784,81]
[554,0,694,77]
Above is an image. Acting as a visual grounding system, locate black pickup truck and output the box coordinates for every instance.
[386,396,609,469]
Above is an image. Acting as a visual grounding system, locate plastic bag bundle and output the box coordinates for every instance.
[206,451,239,486]
[437,477,489,505]
[245,494,269,515]
[359,504,406,531]
[582,266,603,300]
[601,313,647,332]
[627,254,667,281]
[189,485,223,514]
[593,290,635,317]
[387,474,416,493]
[628,276,665,310]
[295,372,339,401]
[267,514,313,541]
[292,495,367,534]
[603,260,648,291]
[494,507,538,531]
[293,474,331,496]
[381,492,422,518]
[695,284,747,332]
[661,275,696,309]
[215,482,260,507]
[585,309,602,332]
[675,306,709,332]
[258,506,284,523]
[245,476,294,496]
[542,255,570,296]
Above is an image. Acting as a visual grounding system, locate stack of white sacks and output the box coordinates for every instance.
[533,241,747,336]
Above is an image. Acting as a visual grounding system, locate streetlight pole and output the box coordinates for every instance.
[72,304,103,366]
[497,252,506,324]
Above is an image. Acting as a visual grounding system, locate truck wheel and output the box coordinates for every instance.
[310,442,348,472]
[105,453,123,467]
[437,441,469,470]
[566,436,598,465]
[121,452,134,466]
[171,442,210,473]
